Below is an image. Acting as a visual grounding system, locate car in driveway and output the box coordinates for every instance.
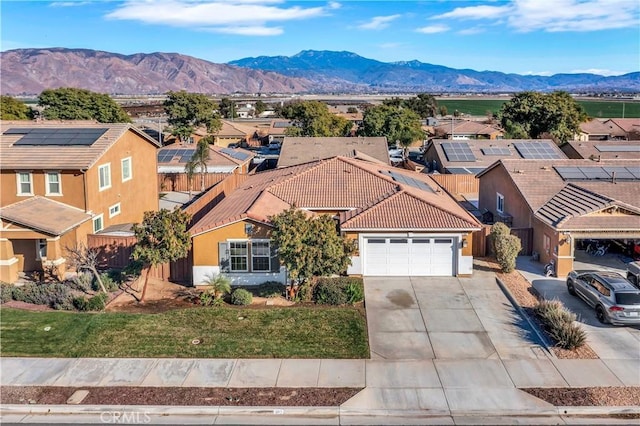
[566,270,640,325]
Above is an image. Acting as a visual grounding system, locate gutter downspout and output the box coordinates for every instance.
[81,169,88,213]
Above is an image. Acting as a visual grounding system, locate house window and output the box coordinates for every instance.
[496,193,505,213]
[229,241,248,272]
[121,157,132,182]
[36,239,47,260]
[45,172,62,195]
[98,163,111,191]
[251,240,270,272]
[93,214,104,233]
[109,203,121,218]
[17,172,32,195]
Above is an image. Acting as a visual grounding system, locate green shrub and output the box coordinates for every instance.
[123,260,144,279]
[312,277,364,305]
[491,223,521,273]
[10,282,74,310]
[1,283,13,304]
[296,281,315,302]
[313,280,348,305]
[549,323,587,350]
[92,273,119,292]
[69,272,93,293]
[107,269,124,284]
[73,296,89,311]
[202,274,231,299]
[534,299,586,350]
[344,281,364,304]
[231,288,253,306]
[490,222,511,254]
[254,281,285,298]
[86,292,108,311]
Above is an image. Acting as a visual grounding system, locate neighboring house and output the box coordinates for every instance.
[575,119,617,141]
[212,120,257,148]
[561,141,640,160]
[189,156,481,286]
[434,120,504,140]
[606,118,640,141]
[157,144,254,192]
[477,159,640,277]
[277,136,390,168]
[0,122,159,283]
[423,139,566,175]
[266,120,293,144]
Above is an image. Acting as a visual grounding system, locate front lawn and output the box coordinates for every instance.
[0,306,369,359]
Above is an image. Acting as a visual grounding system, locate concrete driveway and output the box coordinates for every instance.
[365,269,546,362]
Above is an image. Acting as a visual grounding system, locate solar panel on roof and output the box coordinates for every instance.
[11,128,108,146]
[481,147,511,156]
[273,121,291,128]
[441,142,476,162]
[513,142,563,159]
[381,170,434,192]
[220,148,251,161]
[554,166,640,181]
[446,167,485,175]
[595,145,640,152]
[602,166,635,180]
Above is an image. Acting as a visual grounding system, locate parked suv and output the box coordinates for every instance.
[566,270,640,325]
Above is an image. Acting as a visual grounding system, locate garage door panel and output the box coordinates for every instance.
[365,237,455,277]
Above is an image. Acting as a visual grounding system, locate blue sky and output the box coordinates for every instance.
[2,0,639,76]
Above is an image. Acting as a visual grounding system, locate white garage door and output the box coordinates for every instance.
[364,237,454,276]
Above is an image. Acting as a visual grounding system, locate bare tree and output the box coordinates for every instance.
[65,243,107,293]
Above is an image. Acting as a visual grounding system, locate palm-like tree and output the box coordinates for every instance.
[185,138,211,193]
[202,273,231,299]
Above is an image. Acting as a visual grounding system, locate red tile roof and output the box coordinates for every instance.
[191,156,480,235]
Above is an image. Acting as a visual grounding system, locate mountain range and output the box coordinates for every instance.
[1,48,638,96]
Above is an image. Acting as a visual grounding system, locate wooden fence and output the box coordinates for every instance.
[159,173,230,193]
[430,174,479,195]
[472,225,533,257]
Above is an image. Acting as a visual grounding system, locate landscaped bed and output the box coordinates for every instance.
[478,258,599,359]
[0,386,361,406]
[523,387,640,407]
[0,306,369,358]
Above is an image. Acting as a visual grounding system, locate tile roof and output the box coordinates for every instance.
[191,156,480,235]
[607,118,640,134]
[0,196,92,236]
[479,159,640,231]
[561,141,640,160]
[0,121,159,170]
[579,119,615,135]
[215,120,258,137]
[340,191,480,230]
[277,137,389,167]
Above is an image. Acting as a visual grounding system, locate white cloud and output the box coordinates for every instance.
[431,0,639,32]
[521,71,554,76]
[357,14,401,30]
[457,27,485,35]
[416,24,449,34]
[50,1,91,7]
[106,0,336,36]
[204,25,283,36]
[570,68,629,76]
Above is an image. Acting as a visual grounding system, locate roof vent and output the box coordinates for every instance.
[541,166,550,170]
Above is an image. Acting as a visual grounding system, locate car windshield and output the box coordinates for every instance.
[615,292,640,306]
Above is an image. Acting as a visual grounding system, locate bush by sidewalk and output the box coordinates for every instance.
[534,299,587,350]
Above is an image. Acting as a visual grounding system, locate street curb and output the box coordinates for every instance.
[495,276,556,356]
[3,404,639,418]
[556,405,640,416]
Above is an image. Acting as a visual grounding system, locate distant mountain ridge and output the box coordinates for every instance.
[0,48,315,95]
[1,47,638,95]
[230,50,640,93]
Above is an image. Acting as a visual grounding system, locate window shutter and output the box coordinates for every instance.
[270,244,280,273]
[218,242,230,272]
